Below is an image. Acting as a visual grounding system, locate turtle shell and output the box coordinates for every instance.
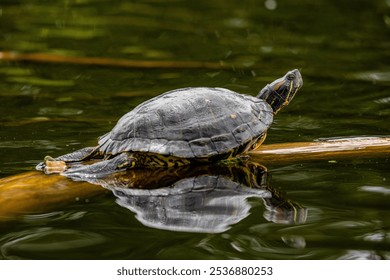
[98,87,273,159]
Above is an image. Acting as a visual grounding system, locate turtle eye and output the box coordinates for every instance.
[287,73,295,80]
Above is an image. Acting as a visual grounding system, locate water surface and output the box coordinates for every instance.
[0,0,389,259]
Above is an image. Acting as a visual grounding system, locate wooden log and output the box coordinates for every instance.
[0,51,230,70]
[250,136,390,164]
[0,136,388,220]
[0,171,107,220]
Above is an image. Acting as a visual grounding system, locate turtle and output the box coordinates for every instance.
[37,69,303,178]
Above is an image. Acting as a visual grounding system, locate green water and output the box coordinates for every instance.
[0,0,389,259]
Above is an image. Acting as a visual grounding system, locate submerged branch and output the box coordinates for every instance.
[0,51,231,70]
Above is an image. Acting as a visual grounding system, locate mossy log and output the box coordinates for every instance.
[0,136,388,220]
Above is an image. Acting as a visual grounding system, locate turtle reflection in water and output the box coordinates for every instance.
[85,162,307,233]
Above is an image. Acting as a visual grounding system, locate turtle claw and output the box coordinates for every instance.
[35,156,68,174]
[44,155,56,162]
[44,160,67,174]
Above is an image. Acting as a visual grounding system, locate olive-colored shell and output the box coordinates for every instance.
[98,87,273,158]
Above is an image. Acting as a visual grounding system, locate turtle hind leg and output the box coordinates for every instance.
[61,153,133,180]
[36,146,99,174]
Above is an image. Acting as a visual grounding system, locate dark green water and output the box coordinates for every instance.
[0,0,389,259]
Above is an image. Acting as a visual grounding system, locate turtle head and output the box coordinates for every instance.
[256,69,303,114]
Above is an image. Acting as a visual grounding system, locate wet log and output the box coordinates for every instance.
[250,136,390,164]
[0,136,389,220]
[0,171,107,220]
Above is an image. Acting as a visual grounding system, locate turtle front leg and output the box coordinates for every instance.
[61,153,135,180]
[36,146,98,174]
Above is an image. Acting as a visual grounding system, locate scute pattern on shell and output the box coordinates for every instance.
[98,87,273,158]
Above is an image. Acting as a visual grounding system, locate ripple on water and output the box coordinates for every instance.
[38,107,83,116]
[359,185,390,195]
[338,250,386,260]
[0,227,106,259]
[374,96,390,104]
[347,71,390,84]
